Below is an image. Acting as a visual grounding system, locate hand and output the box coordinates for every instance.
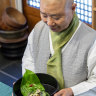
[54,88,74,96]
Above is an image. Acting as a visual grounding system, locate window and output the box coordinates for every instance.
[74,0,92,24]
[27,0,92,24]
[27,0,40,9]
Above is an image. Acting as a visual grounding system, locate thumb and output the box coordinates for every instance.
[54,90,63,96]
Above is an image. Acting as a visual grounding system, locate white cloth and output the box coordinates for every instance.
[22,21,96,95]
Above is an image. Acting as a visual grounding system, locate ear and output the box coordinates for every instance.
[72,3,76,13]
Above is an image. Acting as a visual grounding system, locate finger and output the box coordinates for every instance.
[54,94,60,96]
[54,89,65,96]
[54,91,62,96]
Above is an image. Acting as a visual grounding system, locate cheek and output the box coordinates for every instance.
[41,17,47,23]
[59,19,70,30]
[40,14,45,20]
[61,17,71,27]
[40,15,44,20]
[54,19,64,26]
[56,19,67,27]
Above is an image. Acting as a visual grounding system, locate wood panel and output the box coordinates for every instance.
[0,0,11,17]
[10,0,16,8]
[0,0,17,18]
[92,0,96,30]
[22,0,41,32]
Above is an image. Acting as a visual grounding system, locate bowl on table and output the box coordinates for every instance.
[13,73,59,96]
[0,25,28,39]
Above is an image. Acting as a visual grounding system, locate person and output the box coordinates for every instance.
[22,0,96,96]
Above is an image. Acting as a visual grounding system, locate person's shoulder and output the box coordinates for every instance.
[81,22,95,31]
[36,20,45,25]
[34,20,46,28]
[33,20,48,34]
[80,21,96,34]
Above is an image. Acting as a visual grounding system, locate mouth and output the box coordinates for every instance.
[50,27,58,31]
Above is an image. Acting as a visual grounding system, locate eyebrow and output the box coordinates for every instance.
[40,11,61,17]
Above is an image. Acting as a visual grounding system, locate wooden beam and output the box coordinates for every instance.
[92,0,96,30]
[10,0,16,8]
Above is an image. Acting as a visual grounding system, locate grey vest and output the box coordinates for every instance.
[32,20,96,88]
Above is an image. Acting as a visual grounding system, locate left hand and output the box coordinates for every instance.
[54,88,74,96]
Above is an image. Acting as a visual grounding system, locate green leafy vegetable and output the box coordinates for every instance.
[20,69,50,96]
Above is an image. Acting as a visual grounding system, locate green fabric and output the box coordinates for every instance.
[47,13,79,89]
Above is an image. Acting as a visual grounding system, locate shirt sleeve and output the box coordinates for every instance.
[71,40,96,96]
[22,29,35,75]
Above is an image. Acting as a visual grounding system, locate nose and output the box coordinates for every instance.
[47,17,54,26]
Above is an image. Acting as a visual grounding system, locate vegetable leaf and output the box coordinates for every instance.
[20,69,45,96]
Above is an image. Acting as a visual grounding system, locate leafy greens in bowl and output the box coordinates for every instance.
[13,69,59,96]
[20,69,50,96]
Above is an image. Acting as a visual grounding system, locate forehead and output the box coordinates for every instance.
[40,0,66,14]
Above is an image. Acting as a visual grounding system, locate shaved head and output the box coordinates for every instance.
[40,0,74,9]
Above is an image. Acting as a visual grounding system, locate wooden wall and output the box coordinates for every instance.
[10,0,16,8]
[22,0,41,32]
[92,0,96,30]
[0,0,11,17]
[0,0,17,18]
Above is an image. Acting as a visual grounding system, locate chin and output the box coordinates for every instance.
[52,30,60,32]
[51,29,61,32]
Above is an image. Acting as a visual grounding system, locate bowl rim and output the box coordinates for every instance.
[0,26,28,33]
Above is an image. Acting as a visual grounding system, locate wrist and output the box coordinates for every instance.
[69,88,74,96]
